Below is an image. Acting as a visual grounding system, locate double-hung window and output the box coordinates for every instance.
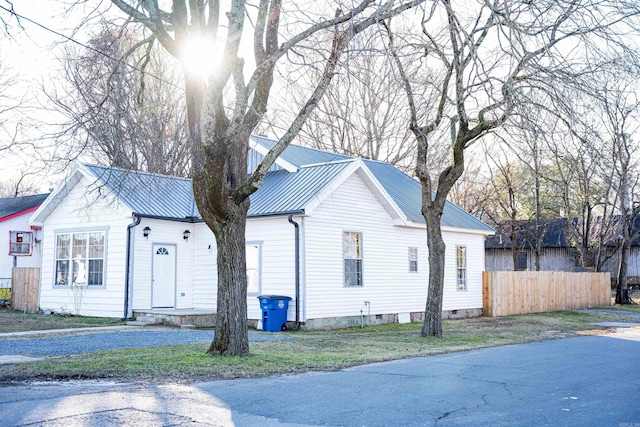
[246,243,261,294]
[343,231,363,287]
[55,231,106,287]
[456,246,467,291]
[408,247,418,272]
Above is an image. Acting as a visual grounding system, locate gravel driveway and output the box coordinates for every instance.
[0,329,290,357]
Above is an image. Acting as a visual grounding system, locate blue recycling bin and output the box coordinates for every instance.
[258,295,292,332]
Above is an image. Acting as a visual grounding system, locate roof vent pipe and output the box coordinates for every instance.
[288,214,301,330]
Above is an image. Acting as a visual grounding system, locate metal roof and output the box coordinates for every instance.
[252,137,493,232]
[248,161,352,216]
[362,160,494,232]
[84,164,198,221]
[82,138,494,232]
[0,194,49,220]
[252,135,351,166]
[83,161,352,221]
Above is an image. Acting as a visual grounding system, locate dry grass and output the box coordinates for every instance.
[0,307,124,333]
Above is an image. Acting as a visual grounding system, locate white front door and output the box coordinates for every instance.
[152,244,176,308]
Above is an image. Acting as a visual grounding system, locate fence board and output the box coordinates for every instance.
[482,271,610,317]
[11,268,40,313]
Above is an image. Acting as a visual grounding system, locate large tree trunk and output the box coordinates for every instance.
[422,215,446,337]
[207,207,250,355]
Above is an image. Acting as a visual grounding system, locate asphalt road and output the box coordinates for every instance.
[0,328,639,426]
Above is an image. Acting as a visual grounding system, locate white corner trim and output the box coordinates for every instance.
[28,164,84,225]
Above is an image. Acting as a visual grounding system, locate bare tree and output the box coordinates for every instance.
[597,80,640,304]
[108,0,427,355]
[386,0,640,337]
[0,171,41,197]
[48,23,191,176]
[285,31,416,169]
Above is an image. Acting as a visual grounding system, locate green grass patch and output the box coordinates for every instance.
[604,304,640,313]
[0,309,631,384]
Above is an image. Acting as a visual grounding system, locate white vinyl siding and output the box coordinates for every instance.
[304,173,429,320]
[38,176,129,318]
[441,230,485,311]
[245,217,296,322]
[304,172,486,321]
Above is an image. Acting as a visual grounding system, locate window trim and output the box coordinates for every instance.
[53,227,108,289]
[9,230,33,256]
[343,231,363,287]
[408,247,418,273]
[456,245,467,291]
[246,241,262,296]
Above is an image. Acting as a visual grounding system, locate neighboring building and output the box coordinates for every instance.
[0,194,49,288]
[485,219,577,272]
[30,136,494,328]
[485,217,640,283]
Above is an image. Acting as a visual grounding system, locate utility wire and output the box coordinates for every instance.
[0,4,180,88]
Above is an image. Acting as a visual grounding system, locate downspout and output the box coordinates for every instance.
[288,214,301,330]
[122,215,141,321]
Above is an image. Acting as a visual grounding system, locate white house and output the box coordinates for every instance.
[29,136,494,329]
[0,194,48,290]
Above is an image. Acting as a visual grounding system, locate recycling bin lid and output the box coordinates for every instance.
[257,295,292,300]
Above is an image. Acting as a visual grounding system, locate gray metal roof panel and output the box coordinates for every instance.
[248,162,351,216]
[84,164,198,220]
[0,194,49,220]
[82,143,493,232]
[362,159,493,232]
[252,135,351,166]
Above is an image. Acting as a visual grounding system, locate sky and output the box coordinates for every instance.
[1,1,70,191]
[0,1,118,193]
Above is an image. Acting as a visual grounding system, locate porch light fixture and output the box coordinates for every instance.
[143,227,151,239]
[183,229,191,241]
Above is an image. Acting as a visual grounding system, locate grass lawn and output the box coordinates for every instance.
[0,307,638,384]
[0,307,125,333]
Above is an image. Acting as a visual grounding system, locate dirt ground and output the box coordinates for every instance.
[0,307,124,333]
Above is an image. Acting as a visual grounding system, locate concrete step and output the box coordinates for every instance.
[125,320,153,326]
[125,315,165,326]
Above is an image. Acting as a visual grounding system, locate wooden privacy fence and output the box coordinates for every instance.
[482,271,610,317]
[11,267,40,313]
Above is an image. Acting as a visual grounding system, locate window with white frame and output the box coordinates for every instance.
[343,231,363,287]
[456,246,467,291]
[55,231,105,287]
[246,243,261,294]
[408,247,418,272]
[9,231,33,256]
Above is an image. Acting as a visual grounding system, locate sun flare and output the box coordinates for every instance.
[181,37,219,80]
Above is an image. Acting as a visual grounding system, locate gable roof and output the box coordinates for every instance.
[252,135,351,167]
[0,194,49,222]
[253,137,494,233]
[32,137,494,234]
